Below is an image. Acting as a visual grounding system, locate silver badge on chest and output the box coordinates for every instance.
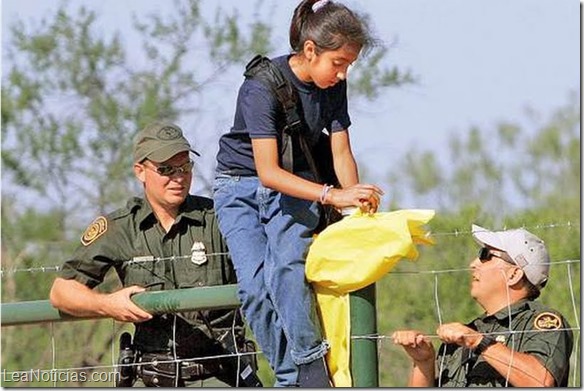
[191,241,208,265]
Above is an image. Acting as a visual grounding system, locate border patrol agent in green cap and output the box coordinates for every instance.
[50,121,262,387]
[133,121,201,164]
[392,225,573,387]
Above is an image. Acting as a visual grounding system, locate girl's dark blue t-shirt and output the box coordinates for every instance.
[215,55,351,176]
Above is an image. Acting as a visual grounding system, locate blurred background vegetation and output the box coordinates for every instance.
[1,0,579,387]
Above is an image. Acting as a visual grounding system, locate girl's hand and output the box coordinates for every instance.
[326,184,384,213]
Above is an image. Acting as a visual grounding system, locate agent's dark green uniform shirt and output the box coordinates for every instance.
[436,299,573,387]
[60,195,238,355]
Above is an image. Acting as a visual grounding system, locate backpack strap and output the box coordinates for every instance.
[244,55,343,232]
[243,55,336,186]
[244,55,302,173]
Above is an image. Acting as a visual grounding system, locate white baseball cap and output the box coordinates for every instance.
[471,224,550,288]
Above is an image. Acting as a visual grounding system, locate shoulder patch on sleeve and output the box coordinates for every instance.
[81,216,108,246]
[534,312,562,330]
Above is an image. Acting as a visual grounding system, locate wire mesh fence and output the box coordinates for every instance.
[1,223,580,387]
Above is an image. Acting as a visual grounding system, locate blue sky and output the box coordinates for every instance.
[2,0,580,207]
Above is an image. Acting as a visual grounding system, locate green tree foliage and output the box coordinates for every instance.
[2,0,412,230]
[387,92,580,217]
[377,94,580,386]
[1,1,275,221]
[349,45,416,100]
[1,1,413,387]
[1,3,275,379]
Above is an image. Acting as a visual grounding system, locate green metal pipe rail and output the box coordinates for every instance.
[1,283,378,386]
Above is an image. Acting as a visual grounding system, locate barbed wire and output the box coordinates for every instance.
[0,253,230,276]
[388,259,580,275]
[1,258,579,278]
[0,265,63,275]
[428,221,576,237]
[1,221,578,276]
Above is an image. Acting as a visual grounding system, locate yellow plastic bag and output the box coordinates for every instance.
[306,209,435,386]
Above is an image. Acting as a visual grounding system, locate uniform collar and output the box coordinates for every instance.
[176,196,207,224]
[484,299,532,321]
[129,196,206,230]
[128,197,155,227]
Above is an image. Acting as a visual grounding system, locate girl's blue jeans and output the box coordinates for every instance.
[213,174,329,387]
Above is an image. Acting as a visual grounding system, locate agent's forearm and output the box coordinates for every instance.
[480,342,556,387]
[49,277,109,318]
[408,359,435,387]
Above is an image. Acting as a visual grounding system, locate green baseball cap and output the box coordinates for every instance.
[133,121,200,163]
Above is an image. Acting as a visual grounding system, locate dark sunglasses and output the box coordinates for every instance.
[147,160,194,176]
[478,247,515,265]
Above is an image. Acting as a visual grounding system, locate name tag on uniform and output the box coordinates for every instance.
[131,255,155,264]
[191,242,207,265]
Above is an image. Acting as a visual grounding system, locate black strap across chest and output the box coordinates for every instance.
[243,55,339,187]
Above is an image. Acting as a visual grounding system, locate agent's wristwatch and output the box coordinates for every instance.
[473,335,496,355]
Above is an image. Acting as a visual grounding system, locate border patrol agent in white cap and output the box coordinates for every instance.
[472,224,550,289]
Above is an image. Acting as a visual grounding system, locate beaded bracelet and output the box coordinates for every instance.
[320,184,334,204]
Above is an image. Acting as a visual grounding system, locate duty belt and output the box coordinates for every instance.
[138,352,224,383]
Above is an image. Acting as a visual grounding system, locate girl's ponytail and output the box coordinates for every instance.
[288,0,375,54]
[289,0,317,51]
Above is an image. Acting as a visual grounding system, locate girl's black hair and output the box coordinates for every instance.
[289,0,375,55]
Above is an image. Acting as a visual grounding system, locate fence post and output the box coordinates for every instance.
[350,283,378,387]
